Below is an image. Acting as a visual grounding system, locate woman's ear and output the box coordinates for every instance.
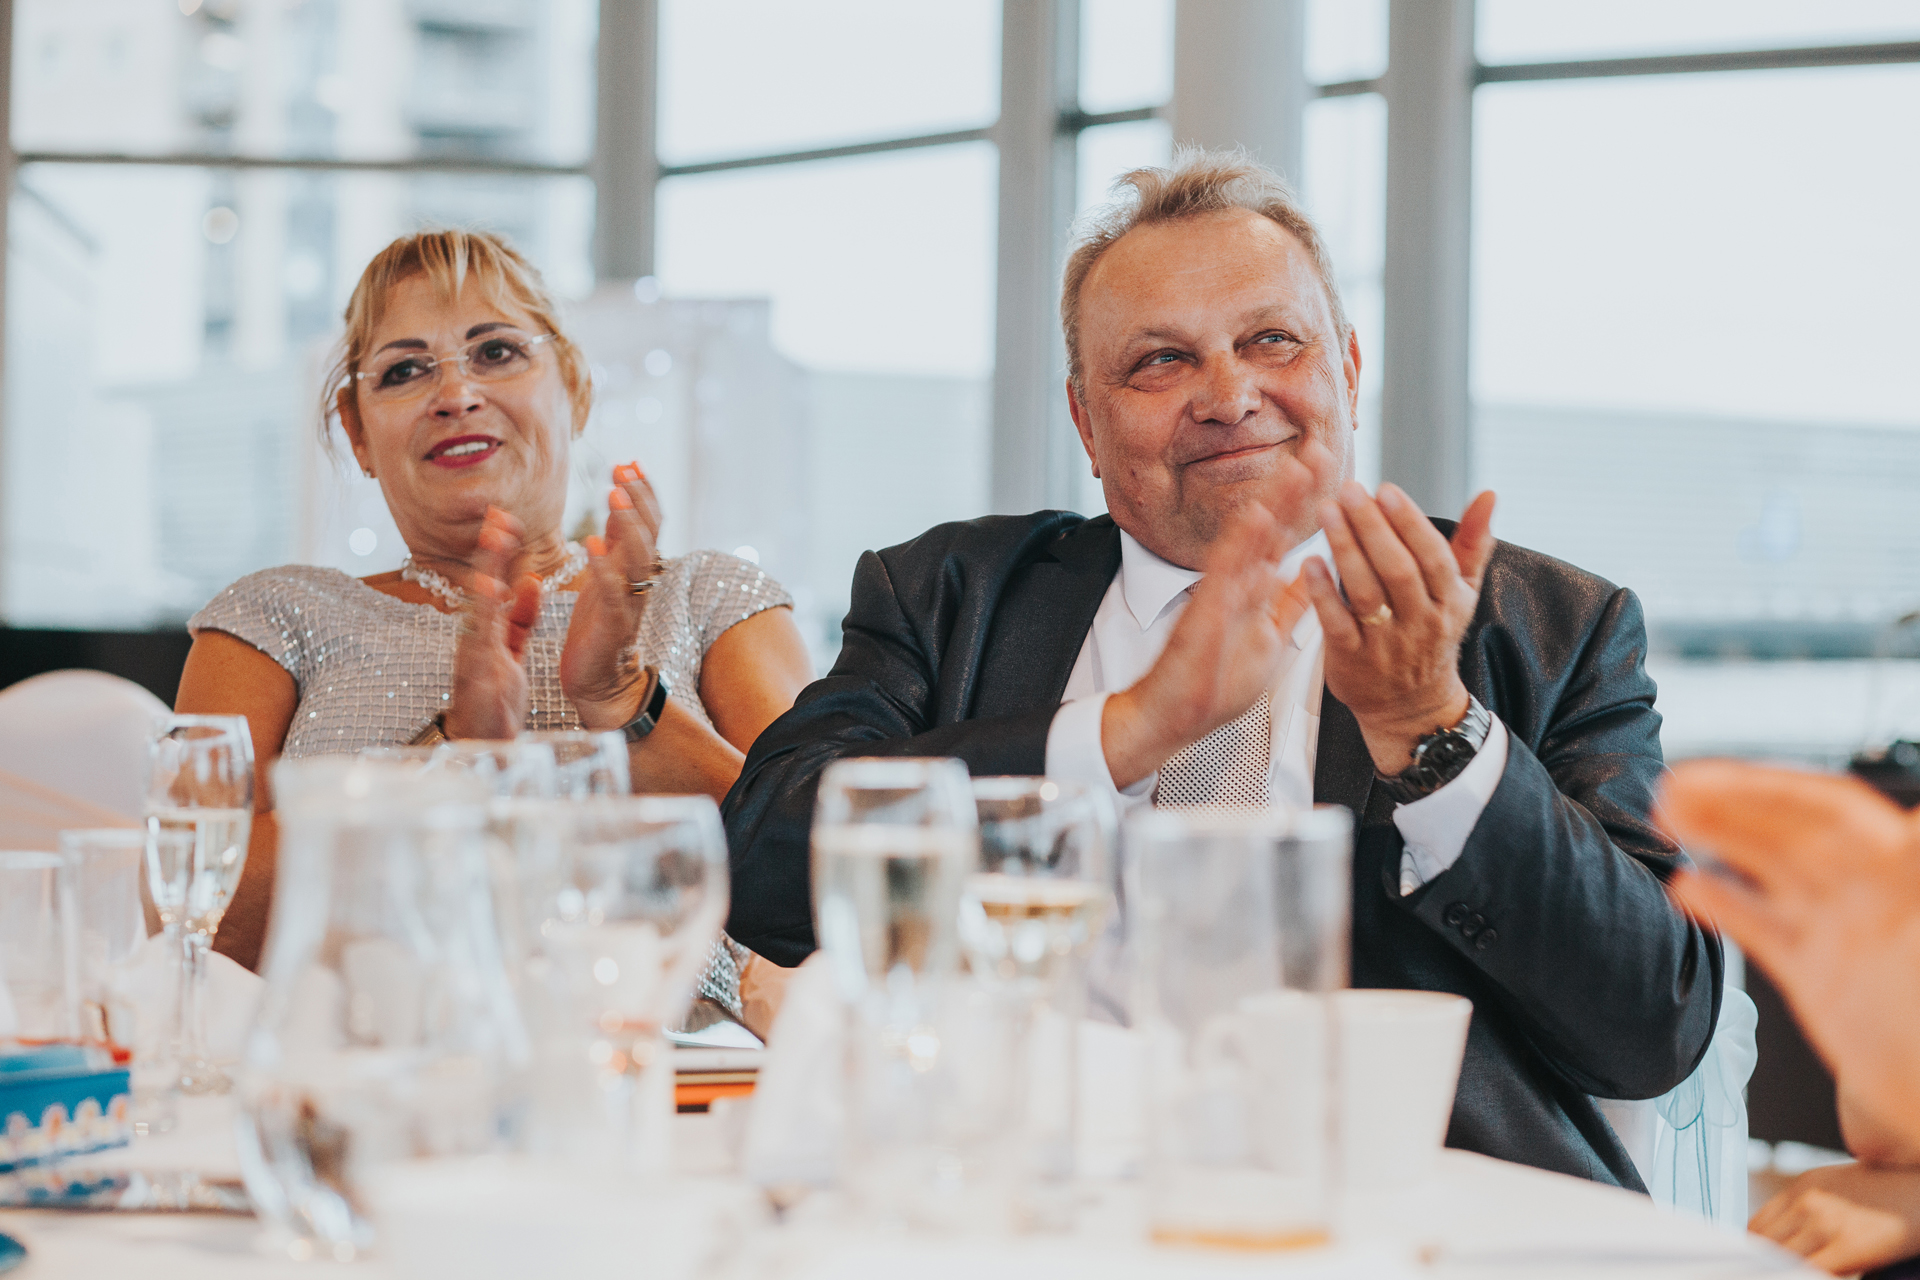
[337,387,375,478]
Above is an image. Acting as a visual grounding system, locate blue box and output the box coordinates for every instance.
[0,1044,132,1174]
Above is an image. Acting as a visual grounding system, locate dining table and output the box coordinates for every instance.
[1,1083,1815,1280]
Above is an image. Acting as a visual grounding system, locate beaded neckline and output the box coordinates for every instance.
[399,541,589,608]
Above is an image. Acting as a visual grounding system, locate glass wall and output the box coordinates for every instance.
[1471,22,1920,760]
[5,0,596,627]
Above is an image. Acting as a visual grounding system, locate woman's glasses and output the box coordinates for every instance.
[351,330,560,402]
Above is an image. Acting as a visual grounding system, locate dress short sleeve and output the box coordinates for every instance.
[188,565,343,692]
[680,550,794,657]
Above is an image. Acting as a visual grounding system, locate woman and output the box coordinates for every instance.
[175,230,811,1032]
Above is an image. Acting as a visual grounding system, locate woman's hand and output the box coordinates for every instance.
[1751,1163,1920,1275]
[562,464,665,730]
[446,506,542,739]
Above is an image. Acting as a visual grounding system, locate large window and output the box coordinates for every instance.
[1466,9,1920,760]
[6,0,595,626]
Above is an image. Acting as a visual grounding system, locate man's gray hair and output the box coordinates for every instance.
[1060,146,1350,395]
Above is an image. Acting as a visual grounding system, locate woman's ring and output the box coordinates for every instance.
[628,578,656,597]
[1358,602,1393,627]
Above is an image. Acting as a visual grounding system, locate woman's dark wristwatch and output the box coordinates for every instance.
[620,665,672,742]
[1375,694,1492,805]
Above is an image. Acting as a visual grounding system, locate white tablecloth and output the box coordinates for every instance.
[0,1095,1814,1280]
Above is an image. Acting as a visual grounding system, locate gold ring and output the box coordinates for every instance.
[627,578,655,597]
[1357,602,1393,627]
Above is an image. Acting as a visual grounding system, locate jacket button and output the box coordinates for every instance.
[1443,902,1469,926]
[1475,928,1498,951]
[1461,913,1486,939]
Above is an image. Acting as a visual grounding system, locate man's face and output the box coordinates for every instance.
[1067,208,1360,569]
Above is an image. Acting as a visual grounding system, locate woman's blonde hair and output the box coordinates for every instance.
[321,229,591,444]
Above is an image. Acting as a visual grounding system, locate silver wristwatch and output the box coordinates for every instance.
[1375,694,1492,805]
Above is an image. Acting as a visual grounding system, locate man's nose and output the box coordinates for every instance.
[1190,354,1262,426]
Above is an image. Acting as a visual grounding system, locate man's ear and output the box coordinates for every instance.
[1343,327,1363,429]
[337,387,375,477]
[1065,377,1101,478]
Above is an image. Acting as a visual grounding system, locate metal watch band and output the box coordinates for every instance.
[406,713,449,747]
[620,666,671,743]
[1375,694,1493,806]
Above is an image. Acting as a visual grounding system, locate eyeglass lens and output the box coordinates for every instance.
[364,333,544,399]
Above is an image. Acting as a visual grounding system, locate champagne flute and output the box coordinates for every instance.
[959,778,1114,1223]
[144,714,254,1095]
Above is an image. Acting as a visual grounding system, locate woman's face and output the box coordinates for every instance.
[340,274,575,561]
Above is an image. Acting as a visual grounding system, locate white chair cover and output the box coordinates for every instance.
[1596,979,1760,1229]
[0,670,169,823]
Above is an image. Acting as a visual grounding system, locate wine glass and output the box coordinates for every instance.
[518,795,729,1173]
[144,715,254,1095]
[959,778,1114,1222]
[519,729,630,798]
[811,757,978,1019]
[810,757,982,1224]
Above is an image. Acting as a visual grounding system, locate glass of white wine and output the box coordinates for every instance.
[960,778,1114,1224]
[144,714,254,1095]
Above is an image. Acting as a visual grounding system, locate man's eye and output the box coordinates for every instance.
[1142,351,1182,368]
[1253,332,1295,346]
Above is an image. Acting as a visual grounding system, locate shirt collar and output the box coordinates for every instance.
[1114,526,1337,633]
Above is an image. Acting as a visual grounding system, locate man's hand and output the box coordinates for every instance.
[445,506,540,740]
[1750,1162,1920,1276]
[1099,446,1331,790]
[1659,761,1920,1156]
[1301,483,1496,774]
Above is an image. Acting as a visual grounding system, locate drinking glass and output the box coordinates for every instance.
[1128,805,1352,1251]
[236,758,525,1262]
[959,778,1114,1221]
[0,850,79,1042]
[58,829,147,1045]
[519,729,630,798]
[516,795,729,1174]
[811,757,981,1223]
[144,714,254,1095]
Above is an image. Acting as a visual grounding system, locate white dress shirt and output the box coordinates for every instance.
[1043,528,1509,895]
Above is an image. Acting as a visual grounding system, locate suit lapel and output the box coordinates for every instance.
[968,516,1121,719]
[1314,689,1377,822]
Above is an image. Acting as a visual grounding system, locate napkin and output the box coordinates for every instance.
[740,952,844,1189]
[115,933,265,1064]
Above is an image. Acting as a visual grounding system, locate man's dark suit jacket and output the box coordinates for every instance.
[722,510,1723,1190]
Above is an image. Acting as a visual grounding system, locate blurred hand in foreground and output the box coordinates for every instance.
[1750,1162,1920,1275]
[1658,760,1920,1153]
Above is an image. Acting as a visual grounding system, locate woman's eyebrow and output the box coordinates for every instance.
[465,321,515,339]
[374,337,428,354]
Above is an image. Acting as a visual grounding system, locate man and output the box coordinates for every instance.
[725,150,1720,1187]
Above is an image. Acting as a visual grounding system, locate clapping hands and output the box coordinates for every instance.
[444,505,542,740]
[562,462,667,731]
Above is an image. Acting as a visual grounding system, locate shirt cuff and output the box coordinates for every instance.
[1045,693,1154,802]
[1394,715,1510,896]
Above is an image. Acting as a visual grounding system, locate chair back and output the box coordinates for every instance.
[0,670,169,823]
